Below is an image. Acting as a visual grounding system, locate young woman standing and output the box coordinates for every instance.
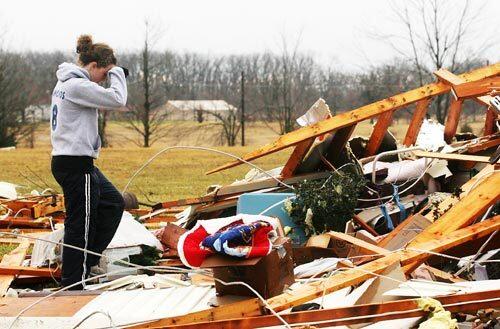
[50,35,127,289]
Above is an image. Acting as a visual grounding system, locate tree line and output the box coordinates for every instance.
[0,48,489,148]
[0,0,493,147]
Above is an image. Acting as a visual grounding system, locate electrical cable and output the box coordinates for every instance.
[123,145,295,193]
[8,231,498,329]
[71,310,116,329]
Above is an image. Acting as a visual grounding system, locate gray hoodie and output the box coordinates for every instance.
[50,62,127,158]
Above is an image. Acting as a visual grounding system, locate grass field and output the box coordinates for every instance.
[1,119,487,204]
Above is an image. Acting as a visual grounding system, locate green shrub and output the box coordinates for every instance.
[285,169,366,235]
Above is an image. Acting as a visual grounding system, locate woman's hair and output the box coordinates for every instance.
[76,35,117,67]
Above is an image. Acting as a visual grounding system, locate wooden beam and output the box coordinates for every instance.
[444,98,464,143]
[206,63,500,175]
[326,231,388,256]
[403,98,432,147]
[216,171,330,196]
[475,95,494,107]
[326,124,357,160]
[377,214,432,251]
[365,111,393,157]
[0,239,29,296]
[435,69,495,140]
[408,171,500,247]
[0,266,60,278]
[138,216,500,328]
[421,165,496,222]
[484,107,497,136]
[280,138,315,178]
[452,76,500,98]
[0,295,96,317]
[129,298,263,328]
[402,215,500,273]
[157,289,500,329]
[423,265,466,283]
[466,136,500,153]
[434,68,464,85]
[352,214,379,237]
[412,150,490,163]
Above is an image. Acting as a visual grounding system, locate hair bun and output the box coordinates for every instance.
[76,35,93,54]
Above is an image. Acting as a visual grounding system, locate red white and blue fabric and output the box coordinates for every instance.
[177,214,278,268]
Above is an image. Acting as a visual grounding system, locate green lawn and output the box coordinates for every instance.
[2,119,487,204]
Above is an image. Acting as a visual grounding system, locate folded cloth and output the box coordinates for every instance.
[201,220,273,257]
[178,214,278,268]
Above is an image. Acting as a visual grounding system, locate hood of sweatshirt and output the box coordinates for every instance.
[56,62,90,82]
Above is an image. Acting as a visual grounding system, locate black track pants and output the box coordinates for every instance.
[51,156,124,289]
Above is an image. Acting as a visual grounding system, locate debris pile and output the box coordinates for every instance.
[0,64,498,328]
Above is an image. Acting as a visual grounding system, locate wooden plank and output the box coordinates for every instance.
[0,295,96,317]
[484,107,497,136]
[271,216,499,313]
[326,124,357,160]
[412,150,490,163]
[434,68,464,85]
[402,215,500,273]
[475,95,494,107]
[0,239,29,296]
[403,98,432,146]
[435,68,494,142]
[452,76,500,98]
[421,165,495,222]
[154,195,216,210]
[378,214,432,251]
[280,138,315,178]
[326,231,389,256]
[206,63,500,175]
[0,266,60,278]
[423,265,465,283]
[409,171,500,247]
[444,98,464,143]
[352,214,379,237]
[31,195,65,218]
[365,111,393,157]
[130,298,263,328]
[139,216,500,328]
[158,289,500,329]
[466,136,500,153]
[217,171,330,196]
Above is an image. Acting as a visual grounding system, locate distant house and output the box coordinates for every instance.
[24,104,51,121]
[158,100,237,122]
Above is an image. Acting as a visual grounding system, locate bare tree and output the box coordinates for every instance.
[368,0,491,122]
[124,20,168,147]
[202,108,241,146]
[0,51,37,147]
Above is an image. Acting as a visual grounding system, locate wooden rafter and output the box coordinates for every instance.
[280,138,315,178]
[365,111,394,157]
[444,98,464,143]
[403,98,432,147]
[326,124,357,160]
[133,217,499,328]
[158,289,500,329]
[484,107,498,136]
[452,76,500,98]
[207,63,500,175]
[0,239,30,296]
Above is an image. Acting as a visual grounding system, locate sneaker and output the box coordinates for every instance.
[90,265,106,276]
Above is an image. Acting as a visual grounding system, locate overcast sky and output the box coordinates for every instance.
[1,0,499,71]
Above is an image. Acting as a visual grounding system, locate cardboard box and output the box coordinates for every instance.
[201,237,295,299]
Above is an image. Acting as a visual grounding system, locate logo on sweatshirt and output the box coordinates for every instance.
[51,105,58,131]
[52,89,65,100]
